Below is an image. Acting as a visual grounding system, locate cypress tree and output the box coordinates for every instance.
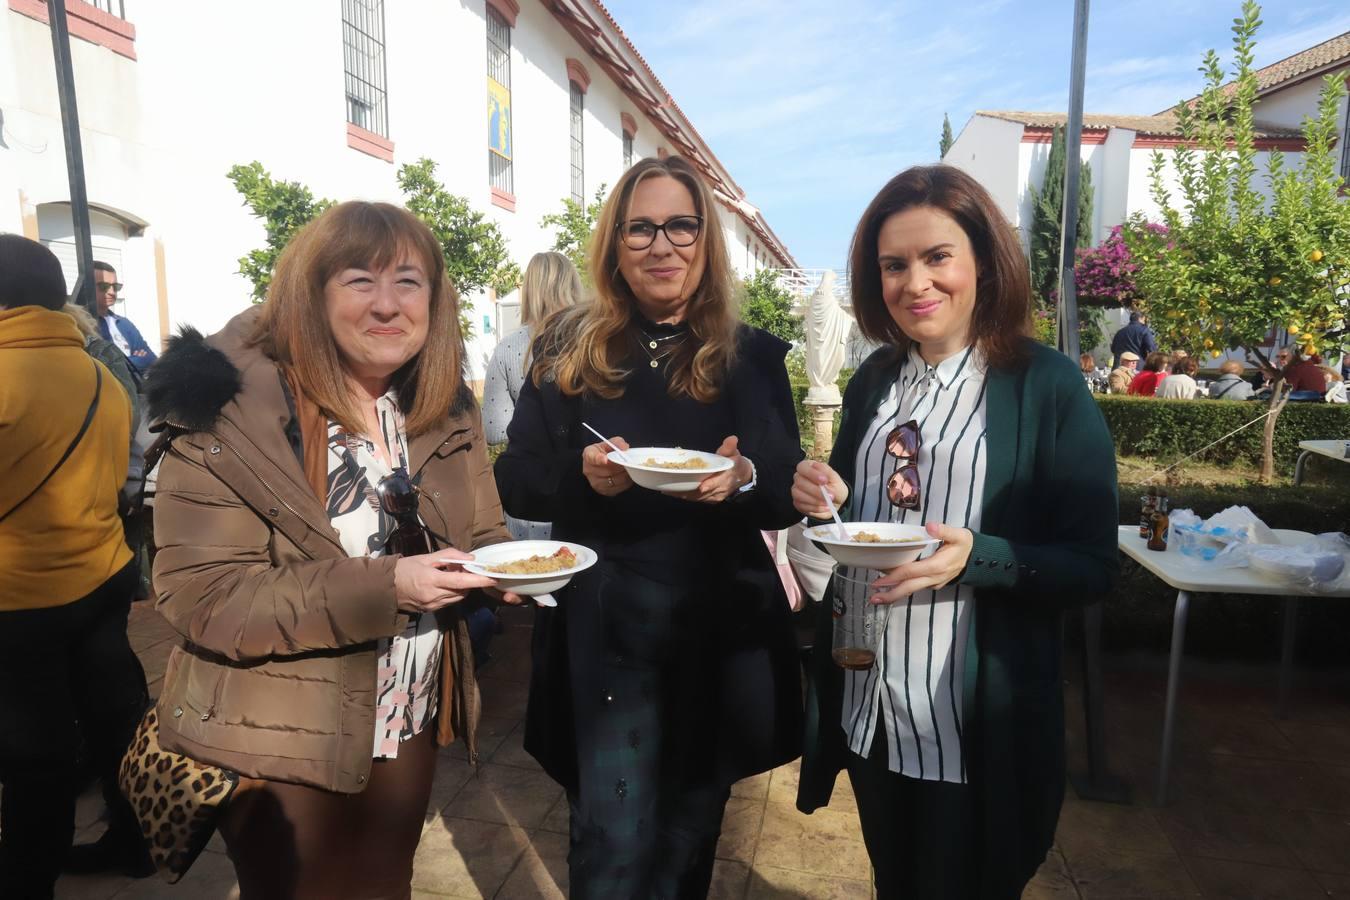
[1027,126,1093,303]
[939,113,954,159]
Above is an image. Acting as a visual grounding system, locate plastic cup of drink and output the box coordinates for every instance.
[830,567,890,670]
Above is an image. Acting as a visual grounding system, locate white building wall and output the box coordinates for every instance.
[1255,73,1349,130]
[0,0,783,381]
[1097,128,1134,237]
[1016,139,1106,244]
[944,116,1023,224]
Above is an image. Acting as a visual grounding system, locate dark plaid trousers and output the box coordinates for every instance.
[563,565,732,899]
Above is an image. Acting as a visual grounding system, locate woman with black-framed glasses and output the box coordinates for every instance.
[146,202,521,897]
[791,166,1118,899]
[495,156,804,898]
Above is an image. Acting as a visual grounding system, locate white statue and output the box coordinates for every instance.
[804,271,851,406]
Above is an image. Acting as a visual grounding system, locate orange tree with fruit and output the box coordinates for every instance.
[1122,1,1349,482]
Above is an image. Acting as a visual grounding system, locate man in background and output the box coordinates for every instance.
[1108,351,1139,394]
[1110,311,1157,369]
[94,261,156,376]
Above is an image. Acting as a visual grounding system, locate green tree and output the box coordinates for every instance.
[540,185,608,281]
[396,158,521,302]
[939,113,954,159]
[1027,126,1094,304]
[740,269,803,344]
[1122,0,1350,482]
[228,158,522,338]
[226,162,333,304]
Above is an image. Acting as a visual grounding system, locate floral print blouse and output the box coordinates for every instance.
[325,391,441,759]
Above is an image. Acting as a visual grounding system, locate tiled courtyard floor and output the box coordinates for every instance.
[47,602,1350,899]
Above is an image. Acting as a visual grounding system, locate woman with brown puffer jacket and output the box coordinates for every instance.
[147,202,519,899]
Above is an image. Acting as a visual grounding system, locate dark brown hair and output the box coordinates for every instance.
[1171,357,1198,377]
[251,201,465,438]
[848,165,1032,369]
[0,234,67,311]
[1143,351,1168,373]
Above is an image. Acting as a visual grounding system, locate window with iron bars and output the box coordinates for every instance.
[342,0,389,138]
[569,82,585,206]
[487,7,513,195]
[89,0,126,17]
[623,130,634,171]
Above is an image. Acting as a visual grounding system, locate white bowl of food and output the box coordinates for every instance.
[607,447,733,492]
[461,541,597,597]
[806,522,940,570]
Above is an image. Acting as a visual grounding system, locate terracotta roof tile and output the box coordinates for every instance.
[974,109,1302,139]
[1166,29,1350,113]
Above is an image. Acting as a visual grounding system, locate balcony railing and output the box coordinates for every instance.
[772,268,851,305]
[88,0,125,18]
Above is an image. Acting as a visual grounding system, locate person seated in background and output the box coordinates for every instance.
[1322,365,1346,403]
[1079,353,1095,375]
[1158,356,1199,399]
[1128,351,1168,396]
[1284,348,1328,401]
[1208,360,1254,401]
[1108,351,1139,394]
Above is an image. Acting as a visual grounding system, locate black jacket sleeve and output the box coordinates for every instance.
[493,373,591,524]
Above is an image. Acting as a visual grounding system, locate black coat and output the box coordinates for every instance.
[493,326,805,791]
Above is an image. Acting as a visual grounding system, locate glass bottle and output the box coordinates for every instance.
[1147,490,1170,552]
[1139,488,1157,539]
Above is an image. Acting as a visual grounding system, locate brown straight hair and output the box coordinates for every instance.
[848,165,1033,370]
[532,156,739,402]
[251,201,465,438]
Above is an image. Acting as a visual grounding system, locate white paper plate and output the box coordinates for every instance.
[607,447,733,492]
[806,522,940,569]
[460,541,596,597]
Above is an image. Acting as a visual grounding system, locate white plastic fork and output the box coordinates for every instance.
[582,422,632,464]
[819,485,849,541]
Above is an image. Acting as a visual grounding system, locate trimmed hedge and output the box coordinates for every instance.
[1103,483,1350,663]
[1097,395,1350,476]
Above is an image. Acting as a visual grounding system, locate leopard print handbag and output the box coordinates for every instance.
[117,706,239,883]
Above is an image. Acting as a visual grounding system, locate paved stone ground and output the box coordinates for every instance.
[42,602,1350,899]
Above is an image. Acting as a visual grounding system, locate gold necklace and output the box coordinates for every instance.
[635,329,684,369]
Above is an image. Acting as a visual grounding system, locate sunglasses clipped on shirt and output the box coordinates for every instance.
[376,467,433,557]
[885,419,922,510]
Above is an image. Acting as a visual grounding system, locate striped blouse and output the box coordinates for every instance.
[841,344,988,783]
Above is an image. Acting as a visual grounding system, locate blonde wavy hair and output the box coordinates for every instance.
[520,251,584,329]
[531,156,739,402]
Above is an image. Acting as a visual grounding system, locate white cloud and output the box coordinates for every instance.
[600,0,1350,266]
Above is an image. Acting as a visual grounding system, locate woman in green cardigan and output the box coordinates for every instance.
[791,165,1118,899]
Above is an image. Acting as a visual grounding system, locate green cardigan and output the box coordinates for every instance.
[796,339,1119,898]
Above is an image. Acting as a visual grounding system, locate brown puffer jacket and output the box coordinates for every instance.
[146,308,510,793]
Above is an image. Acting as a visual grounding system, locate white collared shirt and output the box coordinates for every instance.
[841,345,988,783]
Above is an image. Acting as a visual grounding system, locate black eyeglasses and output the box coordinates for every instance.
[96,282,123,294]
[616,215,703,250]
[885,420,921,510]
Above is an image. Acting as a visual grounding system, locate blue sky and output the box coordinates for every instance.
[602,0,1350,269]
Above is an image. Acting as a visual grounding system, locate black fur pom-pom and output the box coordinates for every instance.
[145,327,241,432]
